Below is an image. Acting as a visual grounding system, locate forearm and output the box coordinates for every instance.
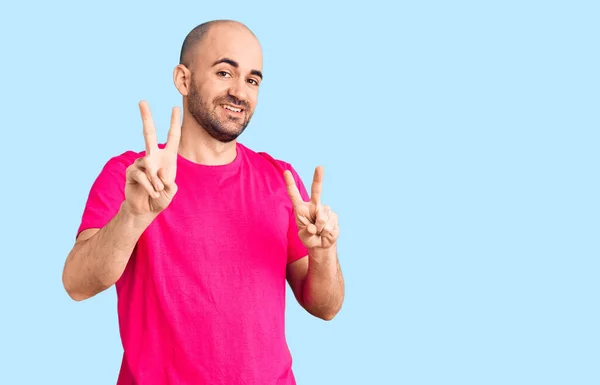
[63,202,156,301]
[302,245,345,320]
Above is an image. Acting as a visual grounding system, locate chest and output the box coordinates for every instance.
[172,169,290,238]
[137,169,293,277]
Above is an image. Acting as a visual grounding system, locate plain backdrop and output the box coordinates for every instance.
[0,1,598,384]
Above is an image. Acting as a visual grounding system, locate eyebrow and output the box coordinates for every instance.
[212,57,263,80]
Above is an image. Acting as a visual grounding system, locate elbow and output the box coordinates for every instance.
[319,295,345,321]
[62,251,85,301]
[303,293,344,321]
[62,248,111,302]
[63,282,82,302]
[62,263,97,302]
[62,264,76,300]
[66,290,88,302]
[319,307,342,321]
[63,280,96,302]
[62,272,87,302]
[310,303,343,321]
[320,313,336,321]
[62,273,106,302]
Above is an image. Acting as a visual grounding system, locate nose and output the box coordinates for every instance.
[228,77,249,104]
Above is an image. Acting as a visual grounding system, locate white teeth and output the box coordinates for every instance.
[223,105,242,112]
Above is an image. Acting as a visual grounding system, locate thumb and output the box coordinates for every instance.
[158,168,177,195]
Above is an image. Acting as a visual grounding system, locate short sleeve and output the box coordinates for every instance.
[248,151,313,264]
[282,164,311,264]
[76,154,133,239]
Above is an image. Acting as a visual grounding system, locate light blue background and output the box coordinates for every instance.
[1,1,598,384]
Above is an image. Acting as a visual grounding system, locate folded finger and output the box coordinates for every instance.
[157,168,177,195]
[134,157,164,192]
[319,212,338,237]
[299,228,320,249]
[148,166,164,192]
[324,222,340,244]
[315,205,331,234]
[128,167,159,198]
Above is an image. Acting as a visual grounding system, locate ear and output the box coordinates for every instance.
[173,64,191,96]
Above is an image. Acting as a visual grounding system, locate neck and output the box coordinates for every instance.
[177,113,238,166]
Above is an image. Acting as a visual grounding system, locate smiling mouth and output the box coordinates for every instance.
[221,104,243,113]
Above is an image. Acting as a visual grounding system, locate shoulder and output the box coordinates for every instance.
[238,143,308,194]
[99,148,145,174]
[238,142,297,173]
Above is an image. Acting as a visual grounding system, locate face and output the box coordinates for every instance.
[183,24,263,143]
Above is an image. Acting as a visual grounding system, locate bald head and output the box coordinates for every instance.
[179,20,258,67]
[173,19,263,143]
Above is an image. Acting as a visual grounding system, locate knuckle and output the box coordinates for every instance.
[126,166,137,177]
[135,169,147,181]
[141,157,153,169]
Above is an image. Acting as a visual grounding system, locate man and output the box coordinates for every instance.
[62,19,345,385]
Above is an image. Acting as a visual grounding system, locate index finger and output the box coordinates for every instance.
[165,106,182,154]
[284,170,304,208]
[310,166,324,206]
[139,101,158,155]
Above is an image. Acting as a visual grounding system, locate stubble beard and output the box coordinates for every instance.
[187,77,252,143]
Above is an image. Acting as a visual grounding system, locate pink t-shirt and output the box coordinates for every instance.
[77,142,310,385]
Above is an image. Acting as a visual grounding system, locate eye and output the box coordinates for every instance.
[217,71,231,78]
[247,78,260,86]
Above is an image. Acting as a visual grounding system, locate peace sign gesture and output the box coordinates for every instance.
[123,101,181,216]
[284,166,339,249]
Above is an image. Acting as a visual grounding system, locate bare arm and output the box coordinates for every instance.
[284,166,345,320]
[287,246,345,320]
[62,202,156,301]
[63,102,181,302]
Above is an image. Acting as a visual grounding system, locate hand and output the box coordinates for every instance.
[124,101,181,216]
[284,166,339,250]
